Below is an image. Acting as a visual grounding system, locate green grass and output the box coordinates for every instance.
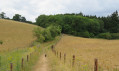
[0,46,41,71]
[0,35,61,71]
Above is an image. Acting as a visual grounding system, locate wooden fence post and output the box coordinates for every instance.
[21,58,24,69]
[72,55,75,67]
[51,45,54,52]
[94,59,98,71]
[27,55,29,62]
[64,53,66,64]
[10,63,13,71]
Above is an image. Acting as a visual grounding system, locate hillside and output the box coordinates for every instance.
[54,35,119,70]
[0,19,38,51]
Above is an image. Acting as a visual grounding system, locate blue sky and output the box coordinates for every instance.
[0,0,119,22]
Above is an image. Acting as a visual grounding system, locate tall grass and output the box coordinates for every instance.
[47,35,119,71]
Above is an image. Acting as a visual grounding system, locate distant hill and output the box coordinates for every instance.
[0,19,38,51]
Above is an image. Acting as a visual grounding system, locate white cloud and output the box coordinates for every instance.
[0,0,119,22]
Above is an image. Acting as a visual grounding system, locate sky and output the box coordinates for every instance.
[0,0,119,22]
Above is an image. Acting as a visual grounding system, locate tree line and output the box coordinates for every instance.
[35,11,119,39]
[1,11,119,39]
[0,12,33,24]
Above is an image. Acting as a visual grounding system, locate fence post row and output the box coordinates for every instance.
[53,50,99,71]
[72,55,75,67]
[94,59,98,71]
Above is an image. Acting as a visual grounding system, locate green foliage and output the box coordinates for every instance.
[89,33,95,38]
[35,11,119,39]
[33,27,45,42]
[111,33,119,39]
[79,31,90,38]
[0,12,6,19]
[97,33,112,39]
[0,40,3,44]
[48,25,62,38]
[13,14,22,21]
[34,25,61,43]
[42,29,52,41]
[36,14,102,35]
[0,12,9,19]
[12,14,27,22]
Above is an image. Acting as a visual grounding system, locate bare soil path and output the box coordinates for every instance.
[34,54,49,71]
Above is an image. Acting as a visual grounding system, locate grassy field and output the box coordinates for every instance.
[0,19,43,71]
[49,34,119,71]
[0,19,38,51]
[0,19,61,71]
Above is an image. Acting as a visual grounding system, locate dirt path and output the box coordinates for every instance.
[34,54,49,71]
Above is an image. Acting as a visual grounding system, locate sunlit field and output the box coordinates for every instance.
[53,35,119,71]
[0,19,37,51]
[0,19,42,71]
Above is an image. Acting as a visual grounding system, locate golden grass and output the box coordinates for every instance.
[55,34,119,71]
[0,19,38,51]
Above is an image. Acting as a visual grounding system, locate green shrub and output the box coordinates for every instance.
[111,33,119,39]
[33,25,61,43]
[97,32,112,39]
[89,33,95,38]
[37,34,45,42]
[0,40,3,44]
[42,29,52,42]
[48,25,62,38]
[79,31,90,38]
[33,27,45,42]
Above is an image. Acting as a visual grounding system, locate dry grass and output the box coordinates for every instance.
[0,19,38,51]
[55,34,119,71]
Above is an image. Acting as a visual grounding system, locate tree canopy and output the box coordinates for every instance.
[36,11,119,39]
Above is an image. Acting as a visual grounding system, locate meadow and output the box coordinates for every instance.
[48,34,119,71]
[0,19,42,71]
[0,19,37,51]
[1,19,119,71]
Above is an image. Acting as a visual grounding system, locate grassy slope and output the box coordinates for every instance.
[0,19,38,51]
[0,19,41,71]
[49,34,119,71]
[0,19,60,71]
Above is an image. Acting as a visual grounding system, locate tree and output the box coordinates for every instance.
[21,17,26,22]
[0,12,6,19]
[36,15,48,27]
[13,14,22,21]
[110,10,119,33]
